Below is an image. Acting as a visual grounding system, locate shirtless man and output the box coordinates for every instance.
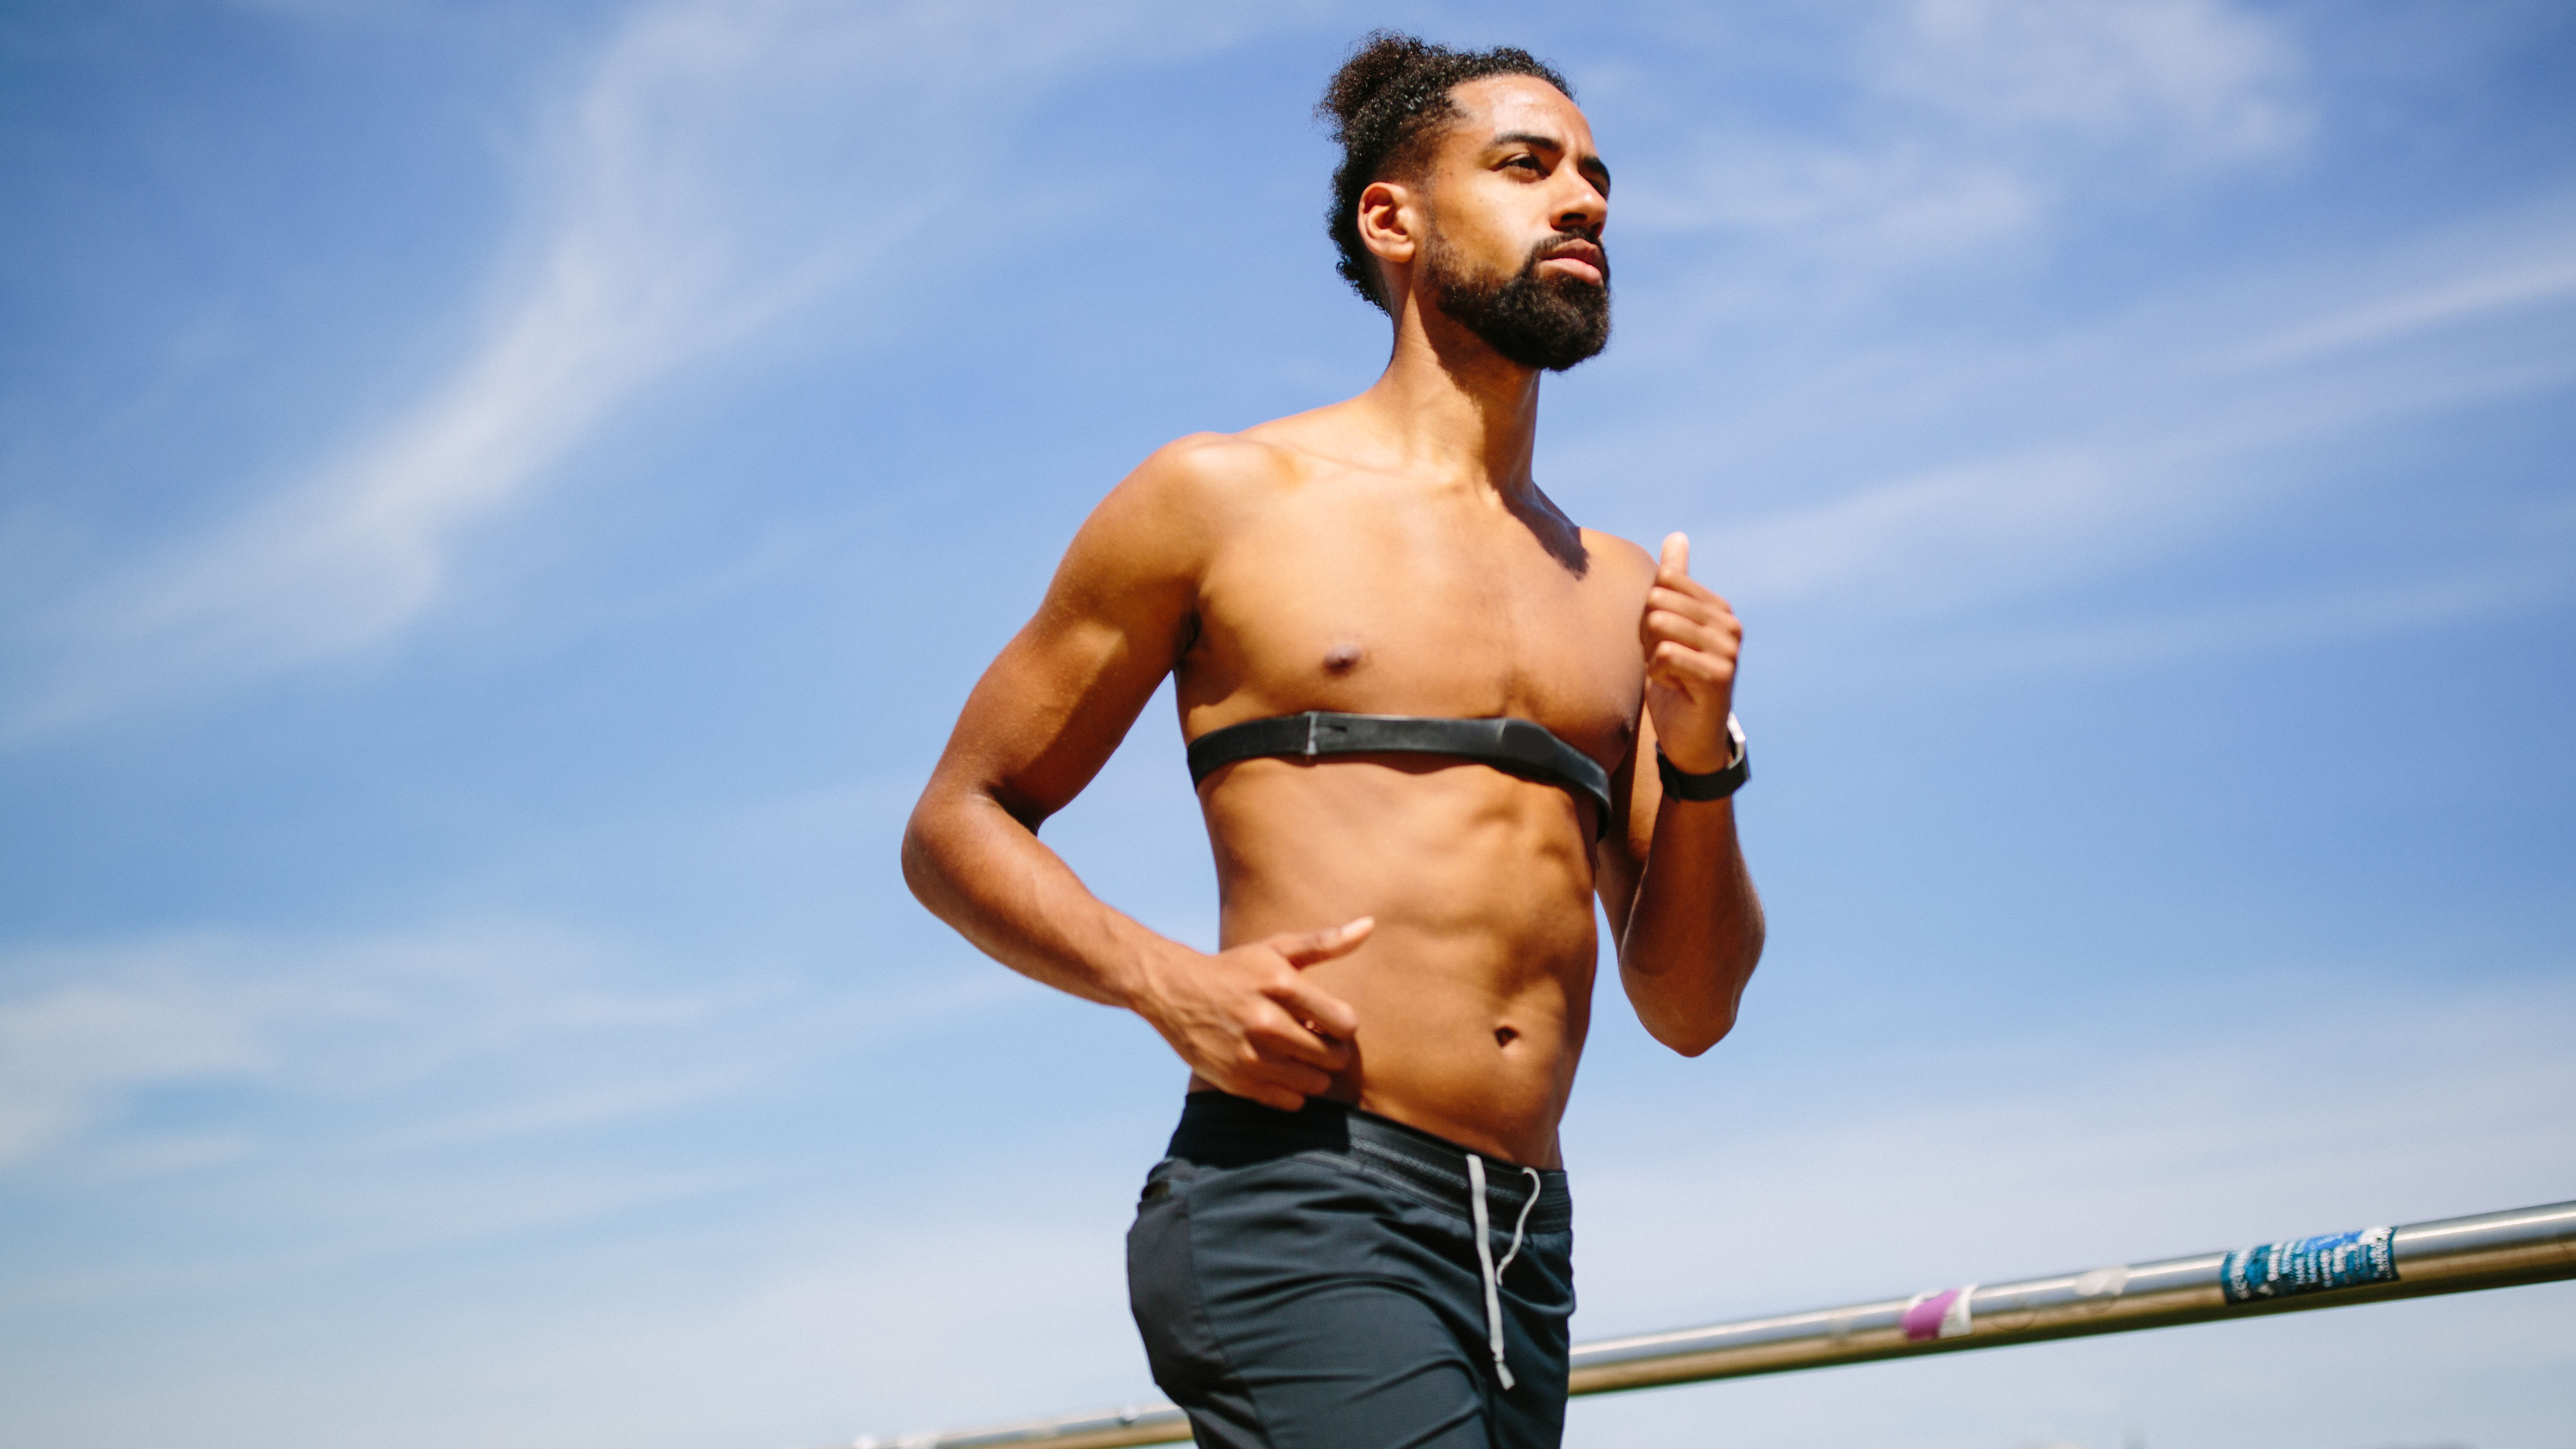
[902,34,1762,1449]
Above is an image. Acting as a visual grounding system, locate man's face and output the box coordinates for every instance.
[1414,76,1612,372]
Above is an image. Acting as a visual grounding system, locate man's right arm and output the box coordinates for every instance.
[900,440,1366,1111]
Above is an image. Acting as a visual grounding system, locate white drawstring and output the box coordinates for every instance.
[1466,1153,1544,1389]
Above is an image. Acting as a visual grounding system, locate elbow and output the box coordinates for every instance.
[900,775,1036,917]
[899,791,958,915]
[1659,1009,1737,1059]
[899,816,933,908]
[1637,933,1762,1059]
[1629,979,1738,1057]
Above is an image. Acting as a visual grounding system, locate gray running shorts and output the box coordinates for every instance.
[1126,1094,1574,1449]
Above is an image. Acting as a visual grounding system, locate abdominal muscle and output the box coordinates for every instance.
[1191,756,1601,1168]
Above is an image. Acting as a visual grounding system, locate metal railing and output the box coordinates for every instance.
[849,1198,2576,1449]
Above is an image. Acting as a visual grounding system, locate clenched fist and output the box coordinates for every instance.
[1639,533,1742,775]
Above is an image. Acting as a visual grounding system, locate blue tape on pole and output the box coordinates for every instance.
[2221,1226,2398,1305]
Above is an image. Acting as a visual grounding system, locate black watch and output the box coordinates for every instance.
[1656,713,1750,801]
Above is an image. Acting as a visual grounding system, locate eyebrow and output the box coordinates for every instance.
[1489,130,1613,194]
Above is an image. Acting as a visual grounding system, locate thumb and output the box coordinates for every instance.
[1274,916,1374,967]
[1660,532,1690,580]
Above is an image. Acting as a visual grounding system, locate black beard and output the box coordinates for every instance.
[1426,231,1611,372]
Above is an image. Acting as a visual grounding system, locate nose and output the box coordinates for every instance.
[1557,177,1606,239]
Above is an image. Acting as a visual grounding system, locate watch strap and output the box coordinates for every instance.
[1656,714,1750,802]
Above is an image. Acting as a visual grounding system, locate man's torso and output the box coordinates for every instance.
[1164,411,1654,1166]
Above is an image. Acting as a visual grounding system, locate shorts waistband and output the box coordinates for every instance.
[1166,1092,1571,1234]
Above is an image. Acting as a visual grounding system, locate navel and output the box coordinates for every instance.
[1323,643,1365,674]
[1494,1025,1521,1048]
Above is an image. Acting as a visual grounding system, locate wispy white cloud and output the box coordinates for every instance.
[5,0,1268,740]
[1654,201,2576,663]
[1577,972,2576,1334]
[0,0,2345,736]
[1941,550,2576,679]
[1556,973,2576,1449]
[1624,137,2042,264]
[4,1192,1150,1449]
[1874,0,2307,155]
[18,5,817,735]
[2224,247,2576,368]
[17,957,2565,1449]
[0,923,663,1168]
[1714,448,2133,611]
[0,915,1025,1179]
[1623,0,2306,268]
[289,966,2576,1449]
[0,977,268,1165]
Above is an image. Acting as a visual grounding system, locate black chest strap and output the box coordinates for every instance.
[1185,712,1613,827]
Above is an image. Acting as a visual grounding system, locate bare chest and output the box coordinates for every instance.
[1179,491,1645,765]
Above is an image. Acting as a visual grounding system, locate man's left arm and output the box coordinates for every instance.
[1595,533,1766,1056]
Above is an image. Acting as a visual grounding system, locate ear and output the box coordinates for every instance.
[1355,178,1419,287]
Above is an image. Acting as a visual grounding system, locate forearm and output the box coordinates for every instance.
[1617,796,1764,1056]
[900,778,1184,1009]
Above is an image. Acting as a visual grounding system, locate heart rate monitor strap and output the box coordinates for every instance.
[1186,711,1614,825]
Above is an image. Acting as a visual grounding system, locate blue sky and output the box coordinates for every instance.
[2,2,2572,1447]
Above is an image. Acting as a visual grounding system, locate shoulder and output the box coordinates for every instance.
[1139,430,1309,496]
[1584,529,1661,592]
[1085,431,1306,536]
[1048,431,1307,604]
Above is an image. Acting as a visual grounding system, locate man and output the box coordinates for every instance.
[902,32,1762,1449]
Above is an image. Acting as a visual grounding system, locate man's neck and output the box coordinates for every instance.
[1350,295,1542,499]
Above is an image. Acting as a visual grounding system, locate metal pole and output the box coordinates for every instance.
[847,1198,2576,1449]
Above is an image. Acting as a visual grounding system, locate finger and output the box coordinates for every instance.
[1643,608,1739,658]
[1274,975,1361,1043]
[1640,590,1729,657]
[1660,532,1690,580]
[1646,580,1730,615]
[1249,1016,1353,1074]
[1232,1079,1309,1113]
[1643,639,1738,693]
[1273,916,1375,967]
[1233,1045,1338,1096]
[1648,641,1736,688]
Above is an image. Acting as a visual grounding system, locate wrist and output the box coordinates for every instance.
[1657,713,1750,802]
[1655,710,1744,776]
[1112,938,1195,1018]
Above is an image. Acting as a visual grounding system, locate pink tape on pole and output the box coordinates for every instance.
[1900,1285,1976,1342]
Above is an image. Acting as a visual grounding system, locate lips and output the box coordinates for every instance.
[1536,239,1607,283]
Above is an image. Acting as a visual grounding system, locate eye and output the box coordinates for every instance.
[1506,154,1542,173]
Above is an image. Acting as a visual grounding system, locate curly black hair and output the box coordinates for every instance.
[1316,31,1574,313]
